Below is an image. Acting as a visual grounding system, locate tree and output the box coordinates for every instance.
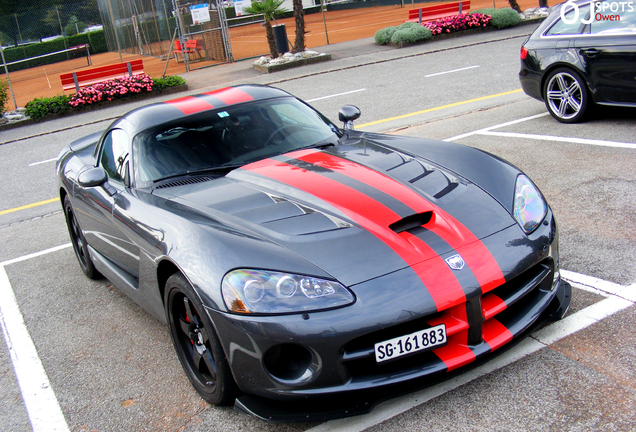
[507,0,522,13]
[244,0,287,59]
[291,0,306,53]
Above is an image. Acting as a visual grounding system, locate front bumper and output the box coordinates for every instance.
[207,211,571,421]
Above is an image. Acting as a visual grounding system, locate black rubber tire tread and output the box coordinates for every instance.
[164,272,239,406]
[63,195,102,280]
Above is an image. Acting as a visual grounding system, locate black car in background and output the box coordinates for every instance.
[519,0,636,122]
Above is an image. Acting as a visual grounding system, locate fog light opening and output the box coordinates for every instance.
[264,344,313,382]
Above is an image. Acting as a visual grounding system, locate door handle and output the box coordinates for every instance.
[580,48,600,58]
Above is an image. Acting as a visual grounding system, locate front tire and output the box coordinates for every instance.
[543,67,589,123]
[63,195,101,279]
[165,273,239,405]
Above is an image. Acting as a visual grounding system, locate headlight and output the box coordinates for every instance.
[222,269,355,314]
[513,174,547,234]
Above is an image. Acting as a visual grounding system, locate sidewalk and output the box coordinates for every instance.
[0,20,540,145]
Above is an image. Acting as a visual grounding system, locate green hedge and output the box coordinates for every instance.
[375,22,432,45]
[2,31,108,72]
[471,7,521,28]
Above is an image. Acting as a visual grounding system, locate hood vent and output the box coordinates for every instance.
[389,211,433,234]
[155,176,213,189]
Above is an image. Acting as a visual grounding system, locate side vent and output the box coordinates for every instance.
[389,212,433,234]
[155,176,213,189]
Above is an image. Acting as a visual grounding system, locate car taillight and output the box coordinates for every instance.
[520,46,528,60]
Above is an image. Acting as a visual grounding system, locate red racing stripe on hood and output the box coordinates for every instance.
[203,87,254,105]
[296,151,506,294]
[164,96,214,115]
[244,158,466,311]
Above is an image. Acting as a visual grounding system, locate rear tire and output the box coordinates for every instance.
[165,273,239,405]
[63,195,101,279]
[543,68,589,123]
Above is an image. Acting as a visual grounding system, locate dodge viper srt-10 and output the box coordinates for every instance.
[57,84,571,422]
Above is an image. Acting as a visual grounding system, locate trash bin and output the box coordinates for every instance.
[272,24,289,54]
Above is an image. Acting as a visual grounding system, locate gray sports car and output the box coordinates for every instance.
[57,85,571,422]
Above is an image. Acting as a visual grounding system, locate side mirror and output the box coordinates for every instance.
[339,105,361,131]
[78,166,107,187]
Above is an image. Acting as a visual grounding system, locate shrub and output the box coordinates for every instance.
[68,74,154,108]
[152,75,186,91]
[0,79,9,114]
[22,75,186,121]
[375,22,432,45]
[374,26,398,45]
[25,95,70,121]
[423,13,491,35]
[472,8,520,28]
[391,24,432,44]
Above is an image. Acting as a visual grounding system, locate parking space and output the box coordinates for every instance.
[1,30,635,430]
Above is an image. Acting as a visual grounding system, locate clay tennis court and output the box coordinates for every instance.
[2,0,542,108]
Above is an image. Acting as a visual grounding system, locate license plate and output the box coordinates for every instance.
[374,324,447,363]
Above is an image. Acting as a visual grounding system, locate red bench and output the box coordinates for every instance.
[60,59,144,92]
[405,1,471,23]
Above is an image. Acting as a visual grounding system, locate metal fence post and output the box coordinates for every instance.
[320,0,329,45]
[0,48,18,110]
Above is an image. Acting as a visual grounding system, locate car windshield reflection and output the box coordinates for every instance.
[133,97,341,187]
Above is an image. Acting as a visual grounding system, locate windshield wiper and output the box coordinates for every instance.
[293,141,337,153]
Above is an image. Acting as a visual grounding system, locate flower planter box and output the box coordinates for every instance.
[0,84,189,131]
[253,53,332,73]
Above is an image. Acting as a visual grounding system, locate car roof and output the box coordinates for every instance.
[113,84,292,134]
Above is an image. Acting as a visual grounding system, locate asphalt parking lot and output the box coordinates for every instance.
[1,24,635,431]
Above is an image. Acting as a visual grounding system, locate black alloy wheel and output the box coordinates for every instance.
[544,67,589,123]
[63,195,101,279]
[165,273,238,405]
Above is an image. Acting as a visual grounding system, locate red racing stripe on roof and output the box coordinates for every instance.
[165,96,214,115]
[244,158,461,312]
[203,87,254,105]
[296,151,506,294]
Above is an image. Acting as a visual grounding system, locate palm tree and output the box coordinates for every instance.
[244,0,288,59]
[292,0,306,53]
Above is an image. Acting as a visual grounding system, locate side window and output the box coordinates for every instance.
[590,2,636,34]
[100,129,129,185]
[545,5,590,35]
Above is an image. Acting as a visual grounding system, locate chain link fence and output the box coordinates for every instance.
[1,0,441,110]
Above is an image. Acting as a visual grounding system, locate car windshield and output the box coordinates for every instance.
[133,97,341,187]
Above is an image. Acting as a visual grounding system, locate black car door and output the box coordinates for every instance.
[574,3,636,104]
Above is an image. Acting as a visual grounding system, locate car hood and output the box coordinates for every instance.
[155,137,517,287]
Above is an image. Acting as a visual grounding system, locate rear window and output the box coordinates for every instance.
[545,5,590,35]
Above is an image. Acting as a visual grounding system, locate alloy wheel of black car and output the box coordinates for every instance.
[63,195,101,279]
[544,68,589,123]
[165,273,238,405]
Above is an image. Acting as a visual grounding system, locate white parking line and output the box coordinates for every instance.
[29,158,57,167]
[425,65,479,78]
[479,131,636,149]
[0,266,70,432]
[0,243,71,267]
[307,273,635,432]
[444,112,549,142]
[2,242,634,432]
[444,112,635,149]
[307,89,367,103]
